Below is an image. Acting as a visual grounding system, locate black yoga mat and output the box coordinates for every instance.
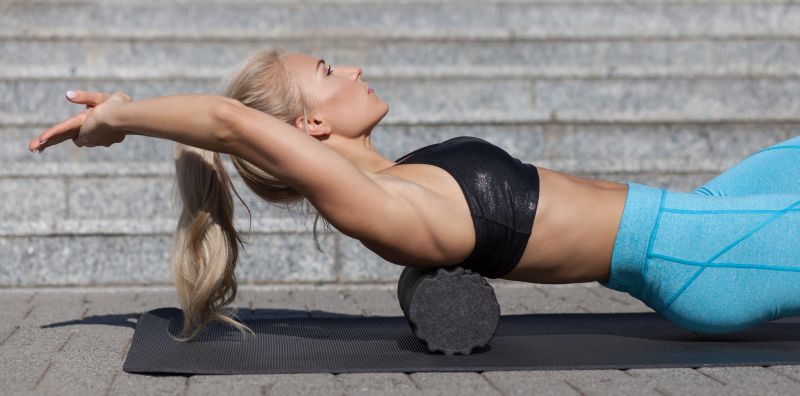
[123,307,800,375]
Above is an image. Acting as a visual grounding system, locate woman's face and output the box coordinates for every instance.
[281,52,389,138]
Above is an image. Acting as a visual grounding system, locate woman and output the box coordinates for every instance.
[28,48,800,341]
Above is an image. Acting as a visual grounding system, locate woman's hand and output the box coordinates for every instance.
[28,90,132,153]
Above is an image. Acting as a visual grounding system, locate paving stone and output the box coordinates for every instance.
[697,366,800,395]
[133,289,181,311]
[240,288,303,314]
[341,288,403,317]
[81,290,145,331]
[0,358,52,396]
[492,285,564,314]
[484,369,664,396]
[297,289,367,319]
[0,324,19,345]
[481,371,582,396]
[626,368,727,395]
[566,375,663,396]
[22,291,86,327]
[767,365,800,382]
[0,326,74,395]
[110,372,187,396]
[539,284,653,314]
[336,372,419,395]
[35,326,130,396]
[409,372,502,396]
[583,286,650,310]
[187,374,268,396]
[0,290,36,322]
[264,373,345,395]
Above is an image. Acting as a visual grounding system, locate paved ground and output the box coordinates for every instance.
[2,281,800,396]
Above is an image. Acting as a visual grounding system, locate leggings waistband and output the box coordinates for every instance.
[601,182,665,298]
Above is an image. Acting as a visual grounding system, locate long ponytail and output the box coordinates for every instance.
[170,142,253,341]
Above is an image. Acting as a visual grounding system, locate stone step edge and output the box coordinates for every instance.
[0,217,324,237]
[13,0,785,5]
[0,281,604,295]
[6,113,800,128]
[4,65,800,81]
[3,30,799,41]
[0,158,745,177]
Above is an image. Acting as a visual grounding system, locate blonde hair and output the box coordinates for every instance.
[170,47,332,341]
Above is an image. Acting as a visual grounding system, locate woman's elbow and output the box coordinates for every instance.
[212,98,246,154]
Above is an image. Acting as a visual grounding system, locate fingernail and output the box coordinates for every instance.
[39,139,47,145]
[66,90,76,99]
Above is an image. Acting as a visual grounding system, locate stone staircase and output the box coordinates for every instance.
[2,0,799,286]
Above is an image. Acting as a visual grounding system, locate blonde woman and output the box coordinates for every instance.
[29,48,800,341]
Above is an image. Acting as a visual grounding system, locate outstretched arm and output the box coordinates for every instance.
[101,94,238,153]
[29,91,238,154]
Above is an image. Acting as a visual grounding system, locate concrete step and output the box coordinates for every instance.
[4,1,800,39]
[3,38,800,80]
[4,77,800,126]
[6,122,798,165]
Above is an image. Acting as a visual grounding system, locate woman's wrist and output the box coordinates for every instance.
[98,100,122,130]
[100,101,138,136]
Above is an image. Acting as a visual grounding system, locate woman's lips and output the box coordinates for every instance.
[368,87,374,94]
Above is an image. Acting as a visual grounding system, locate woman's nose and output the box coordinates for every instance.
[347,66,363,81]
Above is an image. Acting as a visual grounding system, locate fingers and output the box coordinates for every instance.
[29,111,87,152]
[65,90,109,108]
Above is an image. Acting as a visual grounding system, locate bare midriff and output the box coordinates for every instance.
[375,164,629,284]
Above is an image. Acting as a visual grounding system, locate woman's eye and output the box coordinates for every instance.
[326,65,333,76]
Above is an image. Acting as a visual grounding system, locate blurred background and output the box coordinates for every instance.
[2,0,799,287]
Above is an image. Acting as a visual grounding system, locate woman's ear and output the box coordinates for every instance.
[294,115,331,139]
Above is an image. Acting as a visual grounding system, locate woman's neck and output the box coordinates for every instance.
[325,133,397,173]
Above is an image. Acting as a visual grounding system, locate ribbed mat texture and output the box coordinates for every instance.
[123,308,800,375]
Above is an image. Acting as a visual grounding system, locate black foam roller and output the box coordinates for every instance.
[397,266,501,355]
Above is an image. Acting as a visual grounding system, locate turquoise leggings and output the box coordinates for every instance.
[602,134,800,333]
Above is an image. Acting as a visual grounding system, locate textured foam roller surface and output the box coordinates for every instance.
[123,308,800,375]
[397,266,500,355]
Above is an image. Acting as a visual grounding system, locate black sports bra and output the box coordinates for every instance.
[394,136,540,278]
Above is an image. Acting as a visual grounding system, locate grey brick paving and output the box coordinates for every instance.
[337,373,420,395]
[409,372,503,395]
[109,372,186,396]
[696,366,800,395]
[256,373,345,396]
[625,368,727,395]
[1,284,799,395]
[186,374,268,395]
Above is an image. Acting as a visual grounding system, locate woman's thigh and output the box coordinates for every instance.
[640,189,800,333]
